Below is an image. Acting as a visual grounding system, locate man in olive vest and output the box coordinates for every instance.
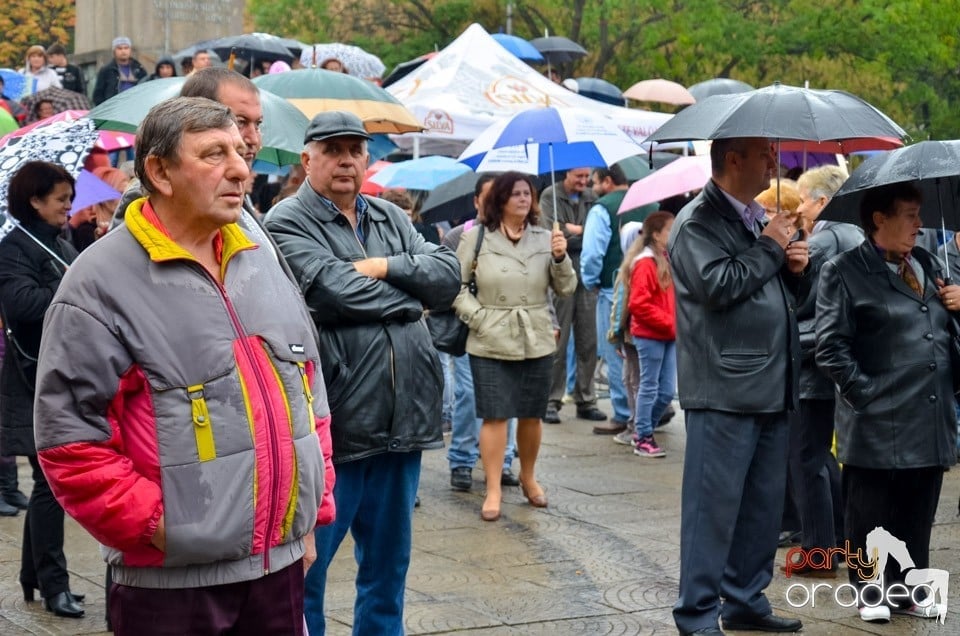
[581,165,657,432]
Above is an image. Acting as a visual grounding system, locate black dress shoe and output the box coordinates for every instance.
[576,406,608,421]
[500,469,520,486]
[450,467,472,491]
[680,629,723,636]
[44,591,84,618]
[0,498,18,516]
[3,490,28,510]
[543,407,561,424]
[656,404,676,428]
[721,613,802,632]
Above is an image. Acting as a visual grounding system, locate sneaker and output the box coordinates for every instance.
[634,435,666,458]
[613,429,637,446]
[858,604,891,622]
[450,466,472,491]
[892,602,944,619]
[561,393,574,405]
[576,406,608,421]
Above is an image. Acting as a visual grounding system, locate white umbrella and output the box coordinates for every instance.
[300,43,385,79]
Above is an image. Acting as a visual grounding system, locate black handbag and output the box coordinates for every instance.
[427,226,484,356]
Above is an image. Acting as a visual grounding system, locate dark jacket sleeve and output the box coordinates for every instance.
[383,220,461,311]
[670,216,785,310]
[815,259,872,409]
[0,241,56,323]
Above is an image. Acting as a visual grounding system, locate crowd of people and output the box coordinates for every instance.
[0,34,955,636]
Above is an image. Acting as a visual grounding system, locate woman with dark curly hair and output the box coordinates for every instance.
[452,171,576,521]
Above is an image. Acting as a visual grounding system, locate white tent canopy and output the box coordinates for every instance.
[387,24,673,157]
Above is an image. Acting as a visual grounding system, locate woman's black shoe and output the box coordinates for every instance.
[21,584,84,603]
[43,591,84,618]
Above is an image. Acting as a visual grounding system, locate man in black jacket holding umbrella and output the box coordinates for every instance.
[670,137,808,635]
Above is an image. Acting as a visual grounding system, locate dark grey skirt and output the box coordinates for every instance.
[469,354,554,420]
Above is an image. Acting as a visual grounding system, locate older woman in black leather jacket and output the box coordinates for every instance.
[816,181,958,623]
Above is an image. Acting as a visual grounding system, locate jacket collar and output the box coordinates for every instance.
[297,179,388,223]
[701,179,747,223]
[856,240,940,302]
[125,197,255,274]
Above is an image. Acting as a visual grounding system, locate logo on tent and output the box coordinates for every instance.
[486,76,570,109]
[424,110,454,134]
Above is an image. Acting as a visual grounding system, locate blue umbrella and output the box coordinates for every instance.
[370,156,471,191]
[491,34,544,63]
[0,69,26,100]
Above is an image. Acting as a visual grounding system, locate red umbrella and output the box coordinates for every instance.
[361,160,392,195]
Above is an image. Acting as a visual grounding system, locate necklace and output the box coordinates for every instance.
[500,221,525,242]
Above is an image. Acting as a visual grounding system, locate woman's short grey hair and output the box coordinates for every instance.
[135,96,235,194]
[797,165,847,201]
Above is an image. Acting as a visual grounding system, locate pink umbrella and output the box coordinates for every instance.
[624,79,696,105]
[618,154,712,213]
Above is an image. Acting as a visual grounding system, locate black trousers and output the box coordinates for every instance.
[20,454,69,596]
[788,399,843,549]
[842,465,943,603]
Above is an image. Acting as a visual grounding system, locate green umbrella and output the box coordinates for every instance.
[253,69,421,134]
[0,108,17,134]
[87,77,308,166]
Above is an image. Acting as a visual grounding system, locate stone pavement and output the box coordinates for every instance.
[0,401,958,635]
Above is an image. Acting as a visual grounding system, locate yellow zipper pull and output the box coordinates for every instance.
[188,384,216,461]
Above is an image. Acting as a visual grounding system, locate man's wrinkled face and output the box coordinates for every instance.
[302,136,369,201]
[564,168,591,194]
[216,83,262,167]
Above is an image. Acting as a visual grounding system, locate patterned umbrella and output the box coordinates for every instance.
[0,118,99,240]
[20,87,91,123]
[0,110,135,152]
[300,43,385,79]
[253,69,421,134]
[87,77,308,166]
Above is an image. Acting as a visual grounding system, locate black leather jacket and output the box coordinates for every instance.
[265,182,461,463]
[668,179,808,414]
[798,222,865,399]
[815,242,956,469]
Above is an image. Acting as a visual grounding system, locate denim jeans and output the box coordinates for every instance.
[447,353,516,470]
[306,451,422,636]
[566,336,576,395]
[439,351,454,426]
[596,288,630,422]
[634,338,677,438]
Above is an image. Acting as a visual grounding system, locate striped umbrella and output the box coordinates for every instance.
[253,69,422,135]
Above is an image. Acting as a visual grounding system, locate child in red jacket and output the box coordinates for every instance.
[627,211,676,457]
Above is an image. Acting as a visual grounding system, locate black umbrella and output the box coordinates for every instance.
[687,78,754,102]
[645,82,906,146]
[574,77,625,107]
[419,171,479,225]
[529,36,588,64]
[820,140,960,231]
[206,34,295,67]
[382,54,434,88]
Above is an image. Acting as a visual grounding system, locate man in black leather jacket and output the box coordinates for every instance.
[670,138,809,635]
[265,111,460,636]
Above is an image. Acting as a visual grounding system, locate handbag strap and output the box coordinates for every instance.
[468,225,485,289]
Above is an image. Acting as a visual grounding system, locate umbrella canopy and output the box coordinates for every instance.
[575,77,625,107]
[619,154,712,213]
[420,170,480,224]
[171,41,220,65]
[459,106,644,175]
[616,152,682,181]
[687,78,754,102]
[625,79,695,105]
[206,34,295,66]
[0,109,133,152]
[529,36,588,64]
[491,34,544,63]
[0,69,26,99]
[20,87,90,123]
[0,118,99,223]
[645,82,907,147]
[253,69,422,134]
[370,156,471,190]
[69,169,122,216]
[361,160,392,195]
[381,53,436,88]
[820,140,960,230]
[87,77,308,166]
[300,43,386,79]
[251,33,308,58]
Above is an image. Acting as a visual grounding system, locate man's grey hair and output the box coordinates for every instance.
[797,165,847,201]
[135,96,235,194]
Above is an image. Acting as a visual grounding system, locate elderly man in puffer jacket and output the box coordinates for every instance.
[34,97,334,635]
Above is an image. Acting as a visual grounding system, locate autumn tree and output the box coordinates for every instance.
[0,0,75,69]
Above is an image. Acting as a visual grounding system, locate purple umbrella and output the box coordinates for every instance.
[69,169,121,216]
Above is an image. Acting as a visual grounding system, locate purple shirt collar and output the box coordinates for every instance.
[719,188,766,232]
